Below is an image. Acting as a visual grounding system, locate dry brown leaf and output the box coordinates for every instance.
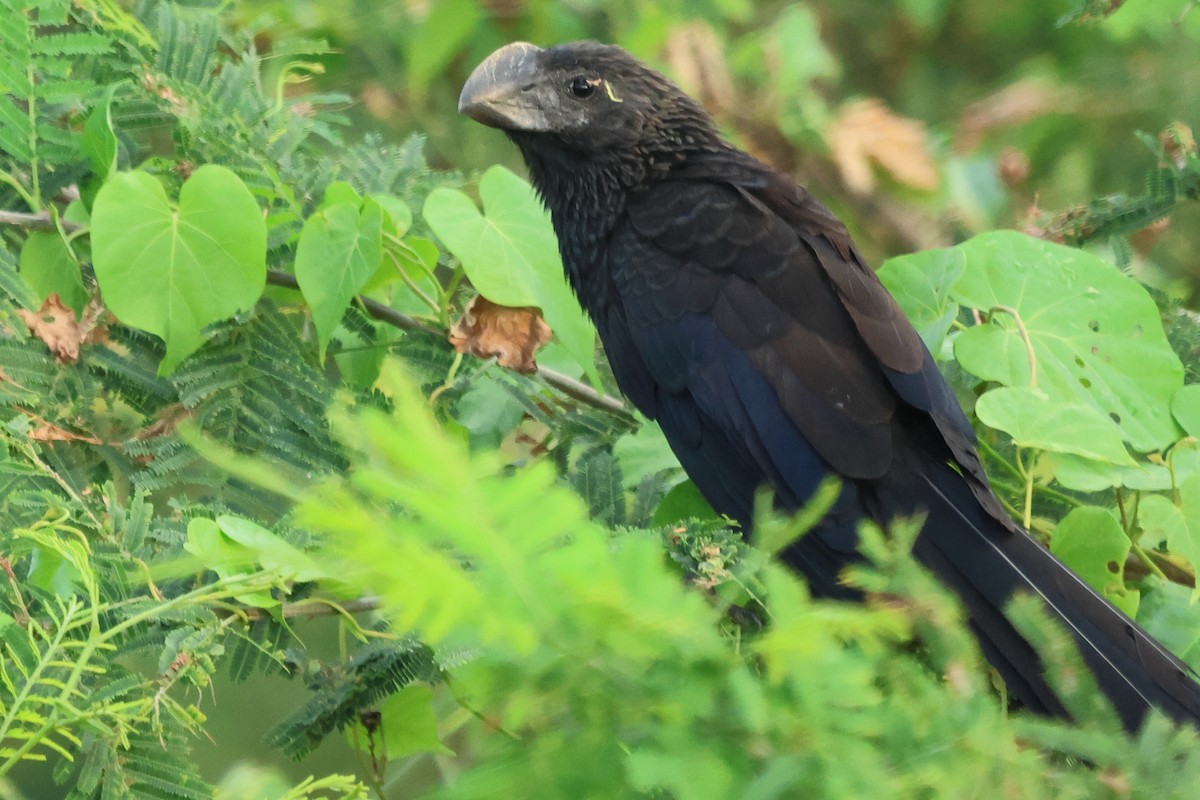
[1161,122,1196,169]
[359,82,400,121]
[79,298,109,346]
[663,21,735,115]
[955,80,1066,152]
[997,146,1030,190]
[826,99,939,195]
[28,419,102,445]
[133,403,194,441]
[449,296,551,374]
[18,293,85,363]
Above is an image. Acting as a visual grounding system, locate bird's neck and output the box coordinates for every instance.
[512,130,718,316]
[513,140,641,314]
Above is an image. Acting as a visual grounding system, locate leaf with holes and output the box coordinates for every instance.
[1049,506,1138,616]
[1138,475,1200,601]
[91,166,266,373]
[424,166,598,383]
[975,387,1134,465]
[951,231,1182,452]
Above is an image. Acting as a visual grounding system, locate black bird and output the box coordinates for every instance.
[458,40,1200,731]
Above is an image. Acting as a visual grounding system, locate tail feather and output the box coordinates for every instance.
[911,464,1200,731]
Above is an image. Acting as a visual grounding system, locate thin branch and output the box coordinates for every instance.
[0,217,634,421]
[266,269,633,420]
[0,209,76,232]
[989,304,1038,389]
[237,595,384,622]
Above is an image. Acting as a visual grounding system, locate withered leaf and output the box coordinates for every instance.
[133,403,194,441]
[449,296,551,374]
[827,99,939,195]
[18,293,85,363]
[663,22,734,115]
[28,419,102,445]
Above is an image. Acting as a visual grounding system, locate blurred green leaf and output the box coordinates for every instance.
[1171,384,1200,439]
[1049,506,1138,616]
[374,685,453,758]
[1138,476,1200,599]
[81,82,118,181]
[652,479,719,526]
[402,0,482,94]
[1136,577,1200,673]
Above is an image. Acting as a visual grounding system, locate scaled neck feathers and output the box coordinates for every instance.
[508,101,726,311]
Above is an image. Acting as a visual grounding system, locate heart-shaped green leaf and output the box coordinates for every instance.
[91,165,266,373]
[295,197,384,357]
[424,165,598,382]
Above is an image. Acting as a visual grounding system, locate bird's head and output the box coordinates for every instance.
[459,41,719,165]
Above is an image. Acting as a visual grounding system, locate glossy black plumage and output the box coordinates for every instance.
[460,40,1200,731]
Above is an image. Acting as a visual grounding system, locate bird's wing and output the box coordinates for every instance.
[608,154,1009,526]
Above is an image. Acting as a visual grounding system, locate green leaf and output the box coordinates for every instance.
[374,684,453,758]
[951,231,1182,451]
[402,0,481,93]
[613,420,684,491]
[295,198,384,358]
[319,181,361,209]
[1048,446,1200,493]
[898,0,951,30]
[424,166,598,383]
[455,375,525,450]
[1137,476,1200,600]
[974,387,1135,465]
[81,82,118,180]
[91,166,267,373]
[1049,506,1138,616]
[368,192,412,235]
[184,517,277,612]
[570,447,625,527]
[1135,577,1200,672]
[769,4,839,85]
[26,543,84,596]
[877,245,964,356]
[215,515,328,582]
[652,480,719,526]
[1171,384,1200,439]
[19,230,86,312]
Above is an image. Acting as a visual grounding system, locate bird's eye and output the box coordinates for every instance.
[569,76,598,99]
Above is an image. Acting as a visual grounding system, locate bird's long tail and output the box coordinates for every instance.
[908,461,1200,731]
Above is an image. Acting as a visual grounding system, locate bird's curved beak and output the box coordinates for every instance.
[459,42,552,132]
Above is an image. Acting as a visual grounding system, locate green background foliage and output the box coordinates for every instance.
[1,0,1200,798]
